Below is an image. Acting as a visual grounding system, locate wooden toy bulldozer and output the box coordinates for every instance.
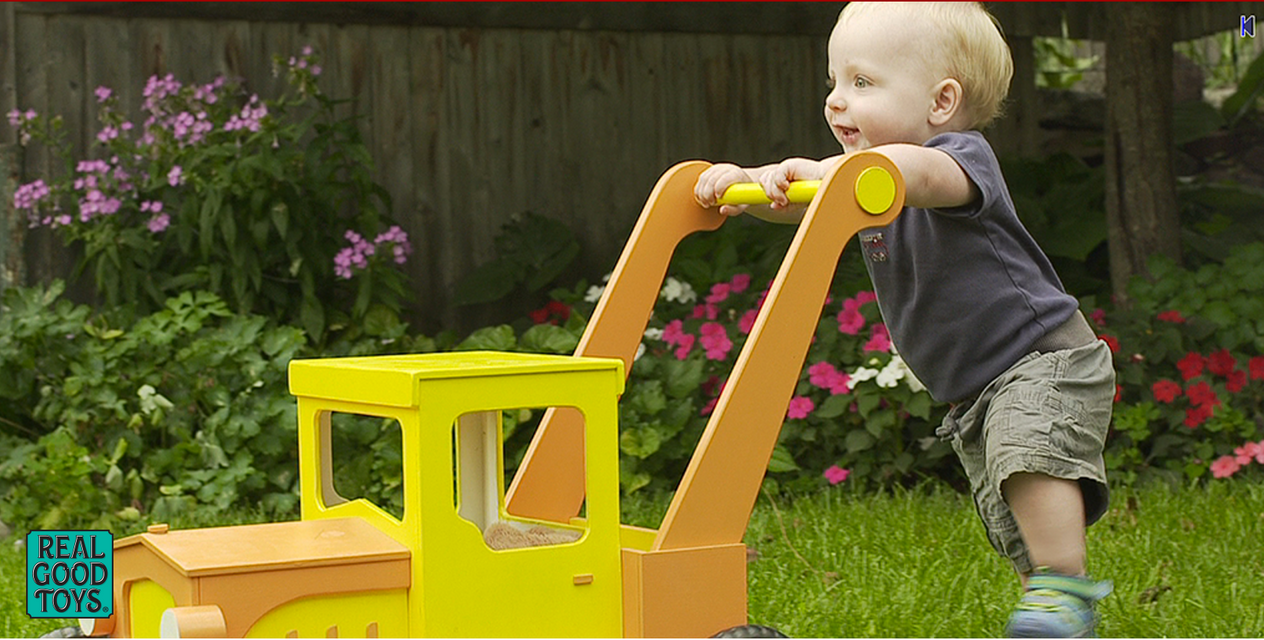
[80,153,903,638]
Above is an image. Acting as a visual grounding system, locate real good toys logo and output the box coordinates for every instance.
[26,530,113,618]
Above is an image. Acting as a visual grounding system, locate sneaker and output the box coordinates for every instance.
[1004,569,1113,638]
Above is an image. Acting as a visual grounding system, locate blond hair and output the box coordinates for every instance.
[839,2,1014,129]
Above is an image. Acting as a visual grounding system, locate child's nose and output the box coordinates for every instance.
[824,87,845,112]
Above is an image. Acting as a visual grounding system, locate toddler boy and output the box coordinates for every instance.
[694,3,1115,637]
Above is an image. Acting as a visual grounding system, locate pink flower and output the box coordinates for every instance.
[1234,442,1263,465]
[94,86,112,103]
[738,309,759,335]
[1090,308,1106,326]
[699,322,733,361]
[1152,379,1181,404]
[729,273,751,293]
[691,304,718,320]
[706,282,731,305]
[1210,455,1241,479]
[836,298,866,335]
[700,396,718,416]
[1177,352,1207,381]
[863,323,891,353]
[662,319,687,346]
[167,165,184,187]
[674,334,695,360]
[855,291,877,306]
[823,465,850,485]
[786,395,814,420]
[808,361,850,395]
[1157,310,1185,324]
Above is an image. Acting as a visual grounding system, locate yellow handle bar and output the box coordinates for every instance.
[716,180,821,206]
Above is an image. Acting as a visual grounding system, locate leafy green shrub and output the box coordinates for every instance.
[7,47,410,344]
[0,283,435,532]
[1094,242,1264,485]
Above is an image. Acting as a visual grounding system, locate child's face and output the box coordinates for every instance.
[824,9,945,152]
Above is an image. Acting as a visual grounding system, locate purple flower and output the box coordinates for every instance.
[94,86,113,103]
[167,165,183,187]
[13,180,51,212]
[97,125,119,144]
[147,213,171,233]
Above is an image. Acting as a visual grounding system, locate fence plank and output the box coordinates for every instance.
[0,3,18,146]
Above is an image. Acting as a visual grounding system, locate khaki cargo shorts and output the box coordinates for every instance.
[937,340,1115,574]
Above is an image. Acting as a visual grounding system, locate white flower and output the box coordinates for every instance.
[584,285,605,303]
[635,343,647,361]
[644,327,664,341]
[660,277,697,304]
[847,366,880,389]
[876,358,905,388]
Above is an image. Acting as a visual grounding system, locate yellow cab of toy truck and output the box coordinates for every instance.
[291,351,626,638]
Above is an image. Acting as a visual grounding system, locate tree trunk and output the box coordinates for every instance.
[1104,3,1182,306]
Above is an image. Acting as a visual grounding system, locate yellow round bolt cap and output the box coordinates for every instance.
[855,167,896,215]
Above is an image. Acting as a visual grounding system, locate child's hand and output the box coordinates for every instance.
[760,158,828,209]
[695,163,754,217]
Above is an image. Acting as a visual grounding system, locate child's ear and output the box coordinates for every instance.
[929,79,964,126]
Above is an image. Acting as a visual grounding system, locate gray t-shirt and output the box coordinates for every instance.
[859,131,1079,402]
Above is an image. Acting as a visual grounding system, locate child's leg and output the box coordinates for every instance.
[1002,472,1086,578]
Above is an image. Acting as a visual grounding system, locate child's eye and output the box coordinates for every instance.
[854,77,870,89]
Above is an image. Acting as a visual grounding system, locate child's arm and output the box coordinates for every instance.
[865,144,980,209]
[696,144,978,220]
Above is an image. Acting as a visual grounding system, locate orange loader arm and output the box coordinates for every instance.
[506,154,905,551]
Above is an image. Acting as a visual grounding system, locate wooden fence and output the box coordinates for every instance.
[0,4,839,332]
[1,2,1257,331]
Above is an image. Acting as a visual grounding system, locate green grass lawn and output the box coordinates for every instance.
[4,481,1263,638]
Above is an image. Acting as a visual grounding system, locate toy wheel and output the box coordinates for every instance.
[712,624,789,638]
[39,627,85,639]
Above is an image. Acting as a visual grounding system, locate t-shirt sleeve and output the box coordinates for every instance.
[923,131,1003,219]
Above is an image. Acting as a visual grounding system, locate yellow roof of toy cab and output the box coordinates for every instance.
[114,517,410,578]
[288,351,625,407]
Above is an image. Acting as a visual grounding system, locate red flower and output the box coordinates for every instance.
[1152,379,1182,404]
[1227,369,1248,394]
[1176,352,1206,381]
[1208,349,1236,377]
[529,300,571,325]
[1250,356,1264,381]
[1099,335,1120,353]
[1114,384,1122,403]
[1156,310,1186,324]
[1185,381,1219,408]
[1184,404,1214,428]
